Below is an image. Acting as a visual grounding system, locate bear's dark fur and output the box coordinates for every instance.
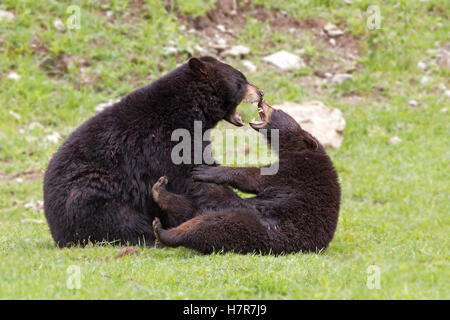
[43,57,263,247]
[152,100,341,254]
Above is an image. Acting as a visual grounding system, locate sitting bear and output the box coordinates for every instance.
[43,56,264,247]
[152,100,341,254]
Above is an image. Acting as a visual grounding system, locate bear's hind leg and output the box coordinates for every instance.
[153,211,272,254]
[61,187,154,247]
[152,176,197,228]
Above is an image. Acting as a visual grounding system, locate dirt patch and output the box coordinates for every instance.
[30,33,69,77]
[0,168,43,181]
[172,0,362,75]
[30,33,96,86]
[174,0,302,41]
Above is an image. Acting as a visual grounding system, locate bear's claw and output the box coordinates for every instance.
[152,176,168,203]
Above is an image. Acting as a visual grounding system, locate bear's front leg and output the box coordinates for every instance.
[192,165,265,194]
[152,176,197,228]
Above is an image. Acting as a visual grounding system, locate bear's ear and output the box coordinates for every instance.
[188,57,209,76]
[303,130,319,150]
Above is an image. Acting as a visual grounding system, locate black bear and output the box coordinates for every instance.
[43,56,264,247]
[152,100,341,254]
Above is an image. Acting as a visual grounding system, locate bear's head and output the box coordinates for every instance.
[250,100,320,151]
[187,56,264,127]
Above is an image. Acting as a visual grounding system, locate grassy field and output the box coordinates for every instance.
[0,0,449,299]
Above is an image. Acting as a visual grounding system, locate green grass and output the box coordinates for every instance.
[0,0,449,299]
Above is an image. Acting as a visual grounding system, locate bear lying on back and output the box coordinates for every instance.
[43,57,263,247]
[152,100,341,254]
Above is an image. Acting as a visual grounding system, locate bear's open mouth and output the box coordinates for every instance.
[226,83,263,126]
[250,100,273,129]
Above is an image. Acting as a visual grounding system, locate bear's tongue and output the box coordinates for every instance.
[250,100,270,127]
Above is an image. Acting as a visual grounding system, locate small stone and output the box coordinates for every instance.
[178,25,186,32]
[329,38,336,46]
[216,24,226,33]
[162,46,179,56]
[45,132,62,144]
[20,219,44,224]
[444,90,450,98]
[436,47,450,68]
[95,99,120,112]
[332,73,353,85]
[53,18,66,31]
[194,44,208,55]
[440,107,448,113]
[408,100,419,108]
[0,10,15,22]
[9,111,20,120]
[242,60,257,72]
[324,22,344,37]
[263,51,305,71]
[106,10,114,18]
[420,76,429,85]
[274,101,346,149]
[417,61,428,71]
[7,71,20,80]
[388,136,402,145]
[438,83,446,91]
[211,37,228,50]
[223,45,250,57]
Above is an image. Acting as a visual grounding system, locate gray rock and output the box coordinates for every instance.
[211,37,228,50]
[162,46,179,56]
[408,100,419,108]
[223,45,250,57]
[216,24,226,33]
[388,136,402,145]
[274,101,346,149]
[332,73,353,85]
[194,44,208,55]
[420,76,430,85]
[417,61,428,71]
[53,18,66,31]
[324,23,344,37]
[437,44,450,68]
[0,10,14,22]
[263,51,305,71]
[242,60,257,72]
[7,71,20,80]
[95,99,120,112]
